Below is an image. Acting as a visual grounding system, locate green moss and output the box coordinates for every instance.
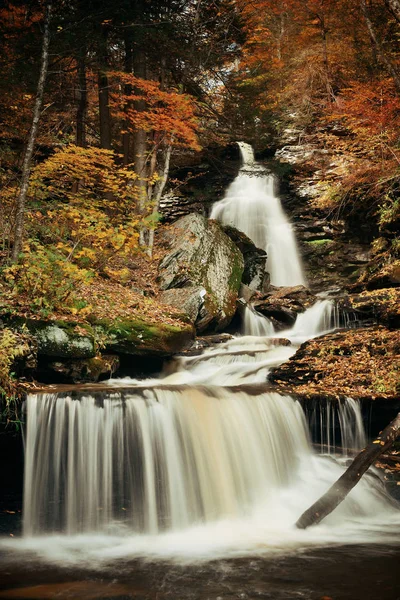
[305,239,333,246]
[94,316,194,356]
[228,252,244,292]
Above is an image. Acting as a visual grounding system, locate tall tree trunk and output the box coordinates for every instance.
[98,70,112,149]
[76,49,87,147]
[147,142,172,258]
[296,411,400,529]
[360,0,400,93]
[98,27,112,150]
[12,2,52,263]
[384,0,400,23]
[123,31,133,165]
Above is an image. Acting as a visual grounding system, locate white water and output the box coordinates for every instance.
[16,296,399,563]
[211,142,305,287]
[242,305,274,336]
[13,385,399,567]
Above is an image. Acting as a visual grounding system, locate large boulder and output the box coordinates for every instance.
[7,318,96,359]
[158,214,244,332]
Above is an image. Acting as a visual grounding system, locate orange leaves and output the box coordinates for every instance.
[109,72,201,151]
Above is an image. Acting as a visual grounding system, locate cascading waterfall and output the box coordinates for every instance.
[23,388,396,549]
[242,305,274,336]
[210,142,305,287]
[8,142,399,566]
[305,397,367,456]
[23,389,310,536]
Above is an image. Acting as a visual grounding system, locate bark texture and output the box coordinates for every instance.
[12,2,52,262]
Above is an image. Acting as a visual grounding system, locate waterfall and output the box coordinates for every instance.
[210,142,305,287]
[7,143,398,567]
[242,305,274,336]
[282,299,340,343]
[23,389,394,544]
[305,397,367,456]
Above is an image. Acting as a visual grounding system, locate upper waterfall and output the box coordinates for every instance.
[211,142,306,287]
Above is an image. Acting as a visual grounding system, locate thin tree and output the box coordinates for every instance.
[360,0,400,94]
[12,2,52,263]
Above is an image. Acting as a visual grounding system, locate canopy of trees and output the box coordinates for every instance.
[0,0,399,312]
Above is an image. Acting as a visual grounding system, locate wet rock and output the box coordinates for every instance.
[158,213,244,332]
[178,333,234,356]
[39,354,120,384]
[222,225,268,291]
[253,285,316,329]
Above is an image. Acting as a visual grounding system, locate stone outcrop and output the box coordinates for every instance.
[338,288,400,329]
[38,354,120,384]
[158,213,244,332]
[252,285,315,330]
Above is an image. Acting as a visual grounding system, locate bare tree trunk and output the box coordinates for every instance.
[296,412,400,529]
[360,0,400,93]
[12,2,52,263]
[384,0,400,23]
[132,47,148,222]
[123,30,133,165]
[98,26,112,150]
[147,142,172,258]
[76,49,87,147]
[98,70,112,149]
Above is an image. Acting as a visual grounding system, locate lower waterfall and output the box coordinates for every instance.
[11,299,398,565]
[18,387,399,565]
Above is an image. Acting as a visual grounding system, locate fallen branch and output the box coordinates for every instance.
[296,411,400,529]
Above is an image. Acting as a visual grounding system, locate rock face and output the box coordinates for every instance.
[338,288,400,329]
[158,214,244,332]
[160,287,206,323]
[159,144,240,222]
[253,285,315,330]
[38,354,120,384]
[222,225,268,292]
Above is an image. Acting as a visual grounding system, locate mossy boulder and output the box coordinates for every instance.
[7,318,96,359]
[94,317,194,356]
[157,213,244,332]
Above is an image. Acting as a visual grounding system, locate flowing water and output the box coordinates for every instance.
[0,144,399,599]
[210,142,305,287]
